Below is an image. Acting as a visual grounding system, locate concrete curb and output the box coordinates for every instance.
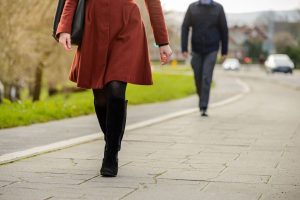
[0,78,250,165]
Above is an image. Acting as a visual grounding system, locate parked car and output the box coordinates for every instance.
[264,54,294,74]
[222,58,240,71]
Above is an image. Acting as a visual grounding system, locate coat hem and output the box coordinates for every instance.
[69,76,153,89]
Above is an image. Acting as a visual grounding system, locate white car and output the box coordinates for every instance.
[222,58,240,71]
[264,54,294,74]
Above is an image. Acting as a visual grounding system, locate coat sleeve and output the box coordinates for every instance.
[218,5,229,55]
[181,5,192,53]
[56,0,79,36]
[144,0,170,46]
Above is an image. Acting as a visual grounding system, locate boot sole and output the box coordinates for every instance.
[100,169,117,177]
[100,157,119,177]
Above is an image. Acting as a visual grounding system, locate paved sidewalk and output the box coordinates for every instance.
[0,70,243,155]
[0,74,300,199]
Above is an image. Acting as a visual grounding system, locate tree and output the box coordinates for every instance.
[0,0,31,101]
[274,32,297,53]
[285,46,300,69]
[244,38,267,63]
[0,0,72,102]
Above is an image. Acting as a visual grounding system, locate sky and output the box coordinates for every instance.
[160,0,300,13]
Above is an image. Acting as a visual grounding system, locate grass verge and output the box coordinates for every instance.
[0,73,195,129]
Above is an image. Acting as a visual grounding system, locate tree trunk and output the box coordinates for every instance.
[32,64,43,102]
[15,84,21,100]
[3,83,11,100]
[0,81,4,104]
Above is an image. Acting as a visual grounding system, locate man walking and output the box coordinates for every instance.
[181,0,228,117]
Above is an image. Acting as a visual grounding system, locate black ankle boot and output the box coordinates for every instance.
[100,98,126,177]
[100,147,119,177]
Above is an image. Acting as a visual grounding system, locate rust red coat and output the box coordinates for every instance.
[56,0,169,89]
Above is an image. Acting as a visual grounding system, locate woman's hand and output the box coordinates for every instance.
[58,33,72,51]
[160,45,173,65]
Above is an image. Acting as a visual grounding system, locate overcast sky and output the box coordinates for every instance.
[161,0,300,13]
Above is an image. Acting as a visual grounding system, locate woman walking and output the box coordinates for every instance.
[56,0,172,177]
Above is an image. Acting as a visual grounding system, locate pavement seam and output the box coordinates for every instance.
[119,161,133,168]
[118,187,139,200]
[43,196,54,200]
[199,182,210,191]
[0,181,19,188]
[257,193,263,200]
[69,158,78,166]
[77,175,100,185]
[233,153,241,161]
[158,177,272,185]
[218,164,229,175]
[152,170,168,184]
[0,78,250,165]
[117,170,169,199]
[265,175,272,184]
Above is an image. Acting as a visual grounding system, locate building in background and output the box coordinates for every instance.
[228,25,268,61]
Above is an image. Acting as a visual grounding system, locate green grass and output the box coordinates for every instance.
[127,72,195,104]
[153,63,192,74]
[0,73,196,129]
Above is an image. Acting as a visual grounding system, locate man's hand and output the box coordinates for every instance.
[58,33,72,51]
[160,45,173,65]
[182,51,189,59]
[220,54,227,63]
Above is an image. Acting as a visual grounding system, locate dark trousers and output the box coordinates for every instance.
[191,51,218,110]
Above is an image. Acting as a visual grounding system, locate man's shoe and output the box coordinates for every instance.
[200,106,208,117]
[201,110,208,117]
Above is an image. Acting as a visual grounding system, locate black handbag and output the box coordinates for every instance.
[52,0,85,45]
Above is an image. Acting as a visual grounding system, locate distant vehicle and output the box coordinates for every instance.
[222,58,240,71]
[264,54,294,74]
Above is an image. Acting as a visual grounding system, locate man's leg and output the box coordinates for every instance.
[191,52,204,110]
[200,51,218,116]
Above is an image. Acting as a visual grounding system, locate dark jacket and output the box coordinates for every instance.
[181,1,228,55]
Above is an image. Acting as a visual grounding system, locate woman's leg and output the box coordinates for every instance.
[92,88,107,137]
[100,81,128,177]
[106,81,128,150]
[106,80,127,99]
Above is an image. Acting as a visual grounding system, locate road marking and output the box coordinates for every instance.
[0,78,250,165]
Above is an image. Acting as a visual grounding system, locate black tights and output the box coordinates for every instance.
[93,81,127,107]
